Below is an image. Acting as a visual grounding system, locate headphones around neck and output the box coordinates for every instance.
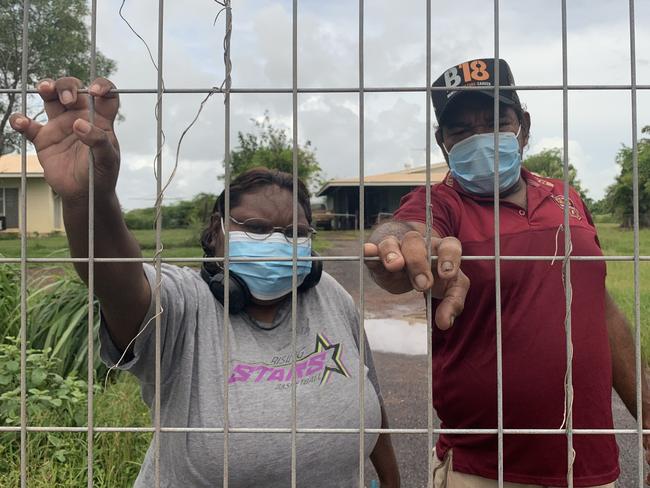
[200,252,323,314]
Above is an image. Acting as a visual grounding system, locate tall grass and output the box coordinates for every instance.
[0,373,150,487]
[596,223,650,360]
[0,225,645,485]
[0,227,333,258]
[0,265,102,379]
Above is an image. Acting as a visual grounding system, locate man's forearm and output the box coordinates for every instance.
[606,292,650,425]
[369,221,417,246]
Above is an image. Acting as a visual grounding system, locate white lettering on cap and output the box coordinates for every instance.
[443,67,462,88]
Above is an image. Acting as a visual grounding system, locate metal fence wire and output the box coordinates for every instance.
[0,0,647,487]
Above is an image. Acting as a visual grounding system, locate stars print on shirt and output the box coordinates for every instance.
[228,333,351,387]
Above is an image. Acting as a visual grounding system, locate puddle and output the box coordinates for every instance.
[364,318,428,356]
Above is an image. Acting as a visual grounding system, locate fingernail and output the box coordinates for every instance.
[415,274,428,290]
[15,117,28,127]
[386,252,398,263]
[76,119,90,134]
[450,315,456,328]
[61,90,73,104]
[38,81,51,90]
[441,261,453,272]
[89,84,101,94]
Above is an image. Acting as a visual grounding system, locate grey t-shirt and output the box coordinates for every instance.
[100,264,383,488]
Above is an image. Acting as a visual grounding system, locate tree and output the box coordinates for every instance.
[123,193,218,230]
[523,147,591,205]
[603,126,650,227]
[226,113,323,190]
[0,0,116,155]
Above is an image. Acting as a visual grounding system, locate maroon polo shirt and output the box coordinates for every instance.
[394,168,619,486]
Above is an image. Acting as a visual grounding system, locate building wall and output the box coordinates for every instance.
[0,178,63,234]
[325,185,416,228]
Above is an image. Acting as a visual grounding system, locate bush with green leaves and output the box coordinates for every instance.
[0,338,150,486]
[0,337,94,426]
[0,265,102,379]
[0,337,94,477]
[603,125,650,227]
[123,192,217,231]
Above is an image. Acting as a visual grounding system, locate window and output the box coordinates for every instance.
[52,190,62,230]
[0,187,19,229]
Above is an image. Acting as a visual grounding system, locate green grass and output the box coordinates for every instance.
[0,374,150,488]
[596,223,650,360]
[0,227,332,259]
[0,223,648,486]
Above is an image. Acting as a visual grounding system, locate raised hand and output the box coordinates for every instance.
[9,77,121,201]
[364,222,469,330]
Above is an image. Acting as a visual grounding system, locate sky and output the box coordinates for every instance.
[48,0,650,208]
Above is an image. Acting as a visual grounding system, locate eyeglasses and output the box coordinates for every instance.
[224,216,316,244]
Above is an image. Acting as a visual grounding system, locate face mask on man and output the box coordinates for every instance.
[227,232,312,301]
[443,125,522,196]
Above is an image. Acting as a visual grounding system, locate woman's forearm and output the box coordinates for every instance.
[62,192,150,351]
[370,406,400,487]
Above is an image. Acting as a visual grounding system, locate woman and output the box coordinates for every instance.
[10,76,399,487]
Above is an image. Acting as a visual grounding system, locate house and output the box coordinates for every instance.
[0,154,64,234]
[316,163,448,228]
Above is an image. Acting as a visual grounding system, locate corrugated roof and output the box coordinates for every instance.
[317,163,448,196]
[0,154,44,177]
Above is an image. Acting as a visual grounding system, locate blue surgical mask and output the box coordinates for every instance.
[444,126,522,195]
[228,232,312,301]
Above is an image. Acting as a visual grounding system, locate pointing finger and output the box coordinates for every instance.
[434,271,469,330]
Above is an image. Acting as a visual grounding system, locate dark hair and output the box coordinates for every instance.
[438,92,526,127]
[200,167,312,257]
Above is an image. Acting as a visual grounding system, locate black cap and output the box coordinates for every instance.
[431,58,521,124]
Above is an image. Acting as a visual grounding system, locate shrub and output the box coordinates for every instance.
[0,338,150,487]
[0,265,103,379]
[0,337,93,428]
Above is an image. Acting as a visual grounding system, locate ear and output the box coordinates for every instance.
[435,127,449,164]
[208,212,225,257]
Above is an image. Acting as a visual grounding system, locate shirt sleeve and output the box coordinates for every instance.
[571,188,602,249]
[393,186,458,238]
[99,263,196,385]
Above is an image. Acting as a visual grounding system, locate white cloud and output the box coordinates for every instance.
[77,0,650,209]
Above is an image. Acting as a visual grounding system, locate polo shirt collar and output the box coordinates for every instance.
[444,167,554,206]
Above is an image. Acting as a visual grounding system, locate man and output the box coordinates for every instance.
[364,58,649,487]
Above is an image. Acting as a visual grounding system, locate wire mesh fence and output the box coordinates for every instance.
[1,0,648,487]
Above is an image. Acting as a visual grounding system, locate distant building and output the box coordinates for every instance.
[0,154,64,234]
[316,163,448,228]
